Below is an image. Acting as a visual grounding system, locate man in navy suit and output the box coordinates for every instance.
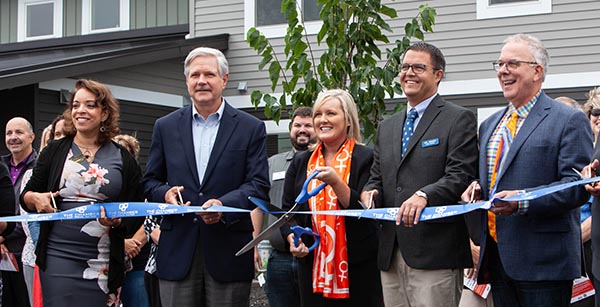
[143,47,270,307]
[463,34,592,306]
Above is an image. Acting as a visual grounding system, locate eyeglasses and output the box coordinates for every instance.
[590,109,600,117]
[492,60,538,72]
[400,63,438,74]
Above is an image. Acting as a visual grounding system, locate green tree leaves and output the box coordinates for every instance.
[247,1,437,143]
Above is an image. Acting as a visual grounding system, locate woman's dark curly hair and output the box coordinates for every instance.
[62,79,120,145]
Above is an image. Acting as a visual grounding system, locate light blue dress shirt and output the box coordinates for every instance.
[192,101,225,185]
[407,92,437,129]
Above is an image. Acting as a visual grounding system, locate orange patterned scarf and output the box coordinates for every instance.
[306,139,354,298]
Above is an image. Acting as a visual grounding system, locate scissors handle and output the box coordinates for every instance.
[295,170,327,204]
[291,225,320,252]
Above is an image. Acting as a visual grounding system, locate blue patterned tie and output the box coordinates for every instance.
[402,108,418,156]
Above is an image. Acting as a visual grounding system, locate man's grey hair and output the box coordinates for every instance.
[184,47,229,78]
[503,33,549,81]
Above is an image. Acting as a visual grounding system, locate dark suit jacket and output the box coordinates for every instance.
[143,102,270,282]
[591,145,600,279]
[280,144,379,264]
[364,94,478,271]
[477,92,592,282]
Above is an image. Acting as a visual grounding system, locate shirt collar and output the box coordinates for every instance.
[192,99,225,123]
[508,90,541,118]
[407,93,437,117]
[10,150,34,168]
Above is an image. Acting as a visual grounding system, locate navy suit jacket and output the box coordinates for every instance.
[477,92,592,282]
[143,102,270,282]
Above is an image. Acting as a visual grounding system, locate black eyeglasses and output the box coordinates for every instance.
[492,60,538,72]
[590,109,600,117]
[400,63,438,74]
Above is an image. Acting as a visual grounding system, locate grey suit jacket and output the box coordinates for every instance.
[365,94,478,270]
[477,92,592,282]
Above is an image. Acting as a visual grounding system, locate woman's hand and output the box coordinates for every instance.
[23,191,58,213]
[288,233,309,258]
[124,238,142,258]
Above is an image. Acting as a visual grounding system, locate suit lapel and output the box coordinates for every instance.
[201,102,238,186]
[178,106,201,188]
[497,97,550,182]
[479,108,506,197]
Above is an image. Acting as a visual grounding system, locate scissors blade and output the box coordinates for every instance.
[248,196,285,217]
[572,167,586,180]
[235,203,301,256]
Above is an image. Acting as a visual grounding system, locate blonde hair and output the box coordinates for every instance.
[39,124,52,152]
[113,134,140,159]
[313,89,362,144]
[583,87,600,118]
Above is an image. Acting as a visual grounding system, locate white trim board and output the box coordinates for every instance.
[39,78,186,108]
[227,71,600,109]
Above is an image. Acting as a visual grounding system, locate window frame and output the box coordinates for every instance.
[244,0,321,38]
[17,0,63,42]
[81,0,130,35]
[476,0,551,19]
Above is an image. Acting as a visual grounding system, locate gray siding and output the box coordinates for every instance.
[130,0,188,29]
[0,0,188,43]
[0,0,18,44]
[192,0,600,98]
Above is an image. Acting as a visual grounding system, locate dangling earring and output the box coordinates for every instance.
[99,121,107,133]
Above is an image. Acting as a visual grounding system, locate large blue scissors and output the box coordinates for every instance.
[236,171,326,256]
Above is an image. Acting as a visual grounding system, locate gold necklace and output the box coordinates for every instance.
[75,143,100,163]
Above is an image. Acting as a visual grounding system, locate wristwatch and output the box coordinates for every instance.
[414,190,428,200]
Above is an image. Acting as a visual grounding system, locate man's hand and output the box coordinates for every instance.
[461,181,482,203]
[490,190,520,216]
[360,190,378,209]
[164,186,190,206]
[397,193,427,227]
[197,199,223,224]
[584,160,600,196]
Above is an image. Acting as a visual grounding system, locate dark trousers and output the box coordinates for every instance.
[2,260,31,307]
[488,241,572,307]
[144,271,162,307]
[264,249,300,307]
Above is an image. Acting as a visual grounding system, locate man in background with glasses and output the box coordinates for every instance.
[462,33,592,306]
[361,41,478,307]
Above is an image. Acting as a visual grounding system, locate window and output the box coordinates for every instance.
[17,0,63,42]
[477,0,551,19]
[82,0,129,34]
[245,0,322,38]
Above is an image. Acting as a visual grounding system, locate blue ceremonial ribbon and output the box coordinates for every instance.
[5,176,600,223]
[0,202,250,222]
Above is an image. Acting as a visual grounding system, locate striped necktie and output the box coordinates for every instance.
[488,112,519,241]
[402,109,418,157]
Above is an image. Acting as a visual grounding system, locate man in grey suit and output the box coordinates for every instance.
[361,42,478,307]
[462,33,592,306]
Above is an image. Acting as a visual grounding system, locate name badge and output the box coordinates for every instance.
[272,171,286,181]
[421,138,439,148]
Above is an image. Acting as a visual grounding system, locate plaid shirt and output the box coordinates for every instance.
[486,91,540,213]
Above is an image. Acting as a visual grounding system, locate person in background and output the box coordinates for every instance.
[258,106,315,307]
[282,89,382,306]
[143,215,162,307]
[143,47,270,307]
[2,117,37,307]
[555,96,594,307]
[21,79,144,307]
[462,33,592,306]
[113,134,150,307]
[583,88,600,144]
[38,125,52,153]
[21,113,66,306]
